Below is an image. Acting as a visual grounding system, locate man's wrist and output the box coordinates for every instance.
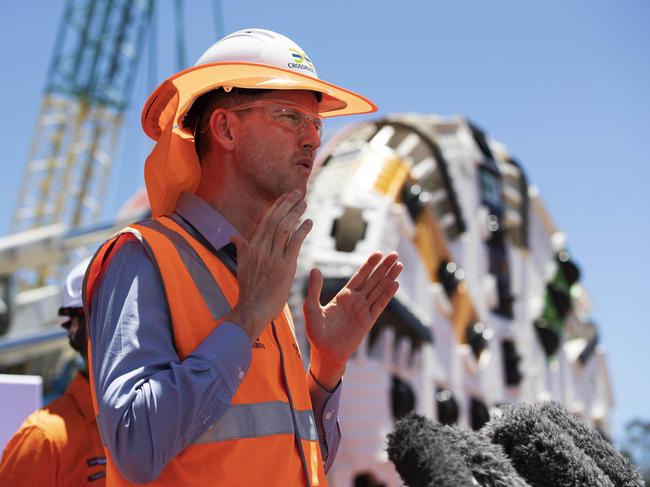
[309,352,345,392]
[224,305,267,343]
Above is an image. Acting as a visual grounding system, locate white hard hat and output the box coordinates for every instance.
[195,28,320,78]
[60,257,92,310]
[142,28,377,218]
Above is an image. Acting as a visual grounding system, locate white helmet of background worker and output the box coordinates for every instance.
[141,28,377,217]
[58,257,92,357]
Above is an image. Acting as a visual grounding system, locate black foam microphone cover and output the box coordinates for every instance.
[448,425,530,487]
[482,402,613,487]
[539,402,644,486]
[387,413,478,487]
[447,426,531,487]
[387,413,531,487]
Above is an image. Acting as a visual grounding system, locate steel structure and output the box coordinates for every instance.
[12,0,153,237]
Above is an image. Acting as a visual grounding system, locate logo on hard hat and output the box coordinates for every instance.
[287,48,315,73]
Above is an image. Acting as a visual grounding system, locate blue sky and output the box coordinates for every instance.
[1,1,648,443]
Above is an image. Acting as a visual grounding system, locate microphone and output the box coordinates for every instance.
[538,401,644,487]
[387,413,530,487]
[482,402,614,487]
[446,423,531,487]
[387,413,479,487]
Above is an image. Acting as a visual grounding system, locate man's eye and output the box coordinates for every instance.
[279,110,301,122]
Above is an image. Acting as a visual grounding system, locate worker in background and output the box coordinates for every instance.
[0,257,106,485]
[84,28,402,486]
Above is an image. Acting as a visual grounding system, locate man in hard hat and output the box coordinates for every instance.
[0,258,106,485]
[85,28,402,486]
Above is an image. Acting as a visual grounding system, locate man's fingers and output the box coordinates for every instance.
[358,252,400,297]
[369,280,399,321]
[251,190,303,248]
[251,192,289,244]
[285,218,313,259]
[385,260,404,281]
[366,261,403,306]
[271,199,307,255]
[346,252,383,290]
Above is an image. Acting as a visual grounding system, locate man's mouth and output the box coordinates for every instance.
[296,159,313,170]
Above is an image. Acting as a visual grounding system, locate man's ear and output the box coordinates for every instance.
[209,109,237,151]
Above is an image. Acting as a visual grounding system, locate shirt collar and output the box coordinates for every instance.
[68,372,96,423]
[174,192,238,251]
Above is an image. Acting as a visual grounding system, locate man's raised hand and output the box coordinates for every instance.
[227,190,311,342]
[304,252,403,391]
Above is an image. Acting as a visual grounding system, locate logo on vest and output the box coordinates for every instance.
[253,339,266,350]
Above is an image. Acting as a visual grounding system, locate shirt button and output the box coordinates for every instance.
[325,411,333,421]
[238,367,245,380]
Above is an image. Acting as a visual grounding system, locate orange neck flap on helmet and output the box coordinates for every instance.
[144,81,201,218]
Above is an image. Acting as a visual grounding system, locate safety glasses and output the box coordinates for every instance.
[58,306,84,319]
[227,100,323,138]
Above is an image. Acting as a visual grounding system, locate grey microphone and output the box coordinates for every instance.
[387,413,479,487]
[482,402,614,487]
[447,423,531,487]
[387,413,530,487]
[538,401,644,487]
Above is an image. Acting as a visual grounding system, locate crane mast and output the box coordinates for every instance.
[12,0,153,239]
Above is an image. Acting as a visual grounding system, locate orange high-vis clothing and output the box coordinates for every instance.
[0,372,106,486]
[85,216,327,486]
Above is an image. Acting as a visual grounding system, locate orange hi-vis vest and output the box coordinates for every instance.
[84,216,327,486]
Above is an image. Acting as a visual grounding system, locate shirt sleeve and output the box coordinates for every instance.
[0,426,58,485]
[88,239,252,483]
[308,373,343,472]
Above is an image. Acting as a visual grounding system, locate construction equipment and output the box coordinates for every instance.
[291,114,614,486]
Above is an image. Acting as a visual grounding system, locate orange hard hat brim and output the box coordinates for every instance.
[142,62,377,217]
[142,62,377,140]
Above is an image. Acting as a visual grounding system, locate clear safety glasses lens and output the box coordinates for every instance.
[229,102,323,138]
[265,105,323,138]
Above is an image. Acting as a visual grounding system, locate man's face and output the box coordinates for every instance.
[230,90,322,202]
[61,314,88,358]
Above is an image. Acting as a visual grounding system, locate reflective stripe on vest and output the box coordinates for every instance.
[138,219,231,320]
[195,401,318,444]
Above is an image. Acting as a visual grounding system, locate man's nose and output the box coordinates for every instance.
[300,120,322,150]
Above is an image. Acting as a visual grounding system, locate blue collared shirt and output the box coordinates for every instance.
[89,192,342,483]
